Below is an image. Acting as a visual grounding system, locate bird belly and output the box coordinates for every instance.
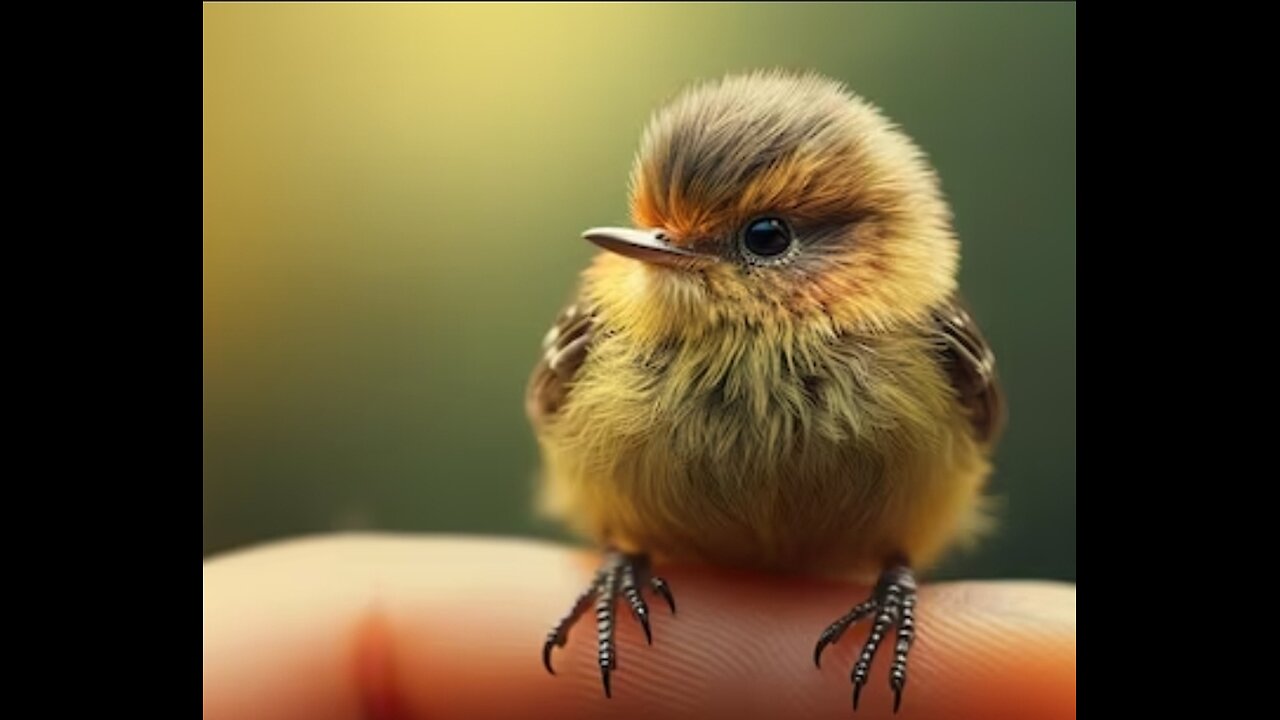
[534,336,993,579]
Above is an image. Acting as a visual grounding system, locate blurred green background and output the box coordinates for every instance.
[203,3,1075,581]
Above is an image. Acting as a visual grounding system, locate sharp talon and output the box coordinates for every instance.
[814,637,830,668]
[602,667,612,698]
[542,640,556,675]
[853,682,863,710]
[639,612,652,645]
[893,687,903,714]
[651,578,676,614]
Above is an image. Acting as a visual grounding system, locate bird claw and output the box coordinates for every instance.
[813,598,876,669]
[635,608,652,645]
[541,550,675,698]
[542,637,558,674]
[815,564,918,713]
[650,577,677,614]
[813,630,835,668]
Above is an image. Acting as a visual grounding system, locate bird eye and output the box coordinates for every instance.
[741,217,794,260]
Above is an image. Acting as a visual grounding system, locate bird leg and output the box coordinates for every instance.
[813,563,918,713]
[542,549,676,698]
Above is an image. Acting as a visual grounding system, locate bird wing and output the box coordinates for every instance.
[526,299,597,429]
[930,292,1006,445]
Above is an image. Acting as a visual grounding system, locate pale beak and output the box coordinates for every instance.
[581,227,717,268]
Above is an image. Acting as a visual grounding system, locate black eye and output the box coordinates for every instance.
[741,217,793,259]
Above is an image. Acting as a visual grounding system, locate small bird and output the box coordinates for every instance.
[529,70,1005,712]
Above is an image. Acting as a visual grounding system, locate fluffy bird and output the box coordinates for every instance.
[529,70,1005,712]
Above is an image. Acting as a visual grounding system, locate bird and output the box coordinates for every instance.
[528,69,1005,713]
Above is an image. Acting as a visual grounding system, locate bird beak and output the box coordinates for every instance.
[581,227,717,268]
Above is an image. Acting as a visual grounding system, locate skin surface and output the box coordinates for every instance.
[203,535,1076,720]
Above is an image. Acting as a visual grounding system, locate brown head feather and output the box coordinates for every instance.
[622,70,960,334]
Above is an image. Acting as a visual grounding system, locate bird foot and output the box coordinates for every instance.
[814,564,918,713]
[542,550,676,698]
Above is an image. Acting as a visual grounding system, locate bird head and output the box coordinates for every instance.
[582,70,959,342]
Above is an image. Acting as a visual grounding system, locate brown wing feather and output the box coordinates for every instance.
[525,300,597,429]
[931,292,1006,445]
